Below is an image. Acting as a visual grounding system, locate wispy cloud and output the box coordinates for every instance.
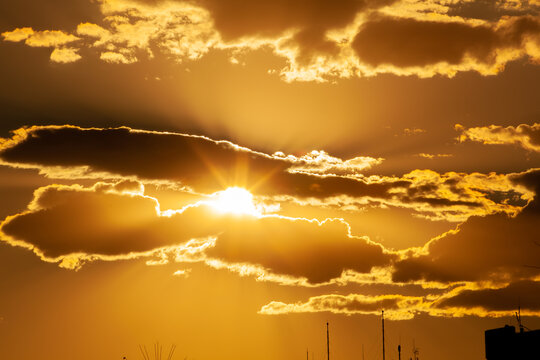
[456,123,540,152]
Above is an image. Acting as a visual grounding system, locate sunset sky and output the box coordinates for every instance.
[1,1,540,359]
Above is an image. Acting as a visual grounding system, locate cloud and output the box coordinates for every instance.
[415,153,453,159]
[274,150,383,176]
[172,269,191,277]
[456,123,540,152]
[2,27,81,63]
[100,51,137,64]
[3,0,540,81]
[352,15,540,77]
[1,27,34,42]
[436,281,540,313]
[259,280,540,319]
[50,47,81,63]
[403,128,426,135]
[2,27,79,47]
[259,293,424,320]
[194,0,395,41]
[445,0,540,21]
[392,169,540,285]
[0,126,533,222]
[0,181,393,284]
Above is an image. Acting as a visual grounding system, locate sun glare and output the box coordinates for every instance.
[210,187,259,216]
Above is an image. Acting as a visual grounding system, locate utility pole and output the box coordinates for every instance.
[382,310,386,360]
[326,322,330,360]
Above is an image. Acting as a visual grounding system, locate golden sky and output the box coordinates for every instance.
[1,1,540,359]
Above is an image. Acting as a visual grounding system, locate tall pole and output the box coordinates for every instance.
[398,345,401,360]
[382,310,385,360]
[326,322,330,360]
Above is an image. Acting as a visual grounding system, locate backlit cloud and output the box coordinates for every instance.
[259,293,425,320]
[0,126,532,222]
[0,181,393,284]
[50,47,82,63]
[456,123,540,152]
[2,28,79,47]
[2,0,540,81]
[352,14,540,77]
[393,169,540,285]
[259,281,540,319]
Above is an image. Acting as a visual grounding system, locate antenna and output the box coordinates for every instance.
[382,310,385,360]
[326,322,330,360]
[412,339,419,360]
[516,305,524,334]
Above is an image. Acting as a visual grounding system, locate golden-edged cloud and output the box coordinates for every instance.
[2,27,81,63]
[436,280,540,314]
[50,47,82,63]
[259,280,540,319]
[2,27,79,47]
[393,169,540,285]
[0,180,393,284]
[0,125,532,222]
[456,123,540,152]
[259,293,425,320]
[352,14,540,77]
[2,0,540,80]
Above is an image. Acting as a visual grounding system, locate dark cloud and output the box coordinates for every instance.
[392,169,540,284]
[208,216,391,284]
[446,0,540,22]
[194,0,395,64]
[1,183,199,258]
[259,293,421,318]
[0,126,529,221]
[0,182,393,283]
[352,15,540,68]
[196,0,394,39]
[438,281,540,312]
[457,123,540,152]
[0,125,398,197]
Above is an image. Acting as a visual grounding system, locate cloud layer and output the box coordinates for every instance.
[0,125,538,320]
[2,0,540,79]
[457,123,540,152]
[0,180,393,284]
[0,126,532,223]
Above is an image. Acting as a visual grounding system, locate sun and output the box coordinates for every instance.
[209,187,259,215]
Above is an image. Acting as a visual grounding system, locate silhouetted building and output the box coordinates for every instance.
[485,325,540,359]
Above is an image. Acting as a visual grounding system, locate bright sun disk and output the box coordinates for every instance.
[210,187,259,215]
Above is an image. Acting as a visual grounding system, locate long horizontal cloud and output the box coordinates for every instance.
[0,181,393,284]
[0,125,387,194]
[259,293,424,320]
[2,0,540,80]
[392,169,540,285]
[259,280,540,319]
[0,126,532,222]
[456,123,540,152]
[353,14,540,76]
[437,281,540,313]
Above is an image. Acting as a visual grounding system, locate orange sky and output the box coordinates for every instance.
[1,1,540,360]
